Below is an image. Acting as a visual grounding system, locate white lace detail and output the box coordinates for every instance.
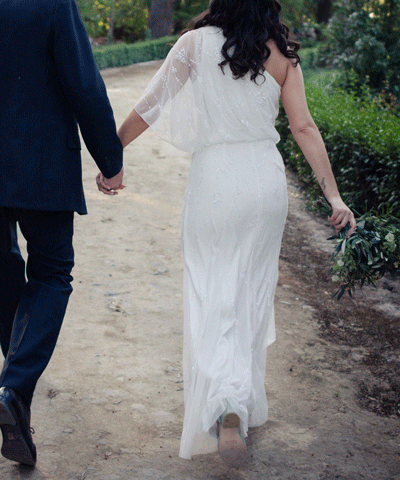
[134,26,281,153]
[175,47,189,63]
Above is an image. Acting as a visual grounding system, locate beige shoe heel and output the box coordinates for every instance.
[218,413,247,468]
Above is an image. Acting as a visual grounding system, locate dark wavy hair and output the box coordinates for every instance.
[190,0,300,83]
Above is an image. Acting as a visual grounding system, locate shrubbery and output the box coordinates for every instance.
[298,47,319,70]
[93,36,177,69]
[318,0,400,106]
[77,0,150,42]
[276,83,400,217]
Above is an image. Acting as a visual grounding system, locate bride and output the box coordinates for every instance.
[100,0,356,468]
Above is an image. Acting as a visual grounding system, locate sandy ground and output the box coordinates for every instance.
[0,61,399,480]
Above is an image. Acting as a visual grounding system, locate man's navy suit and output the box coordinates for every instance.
[0,0,123,408]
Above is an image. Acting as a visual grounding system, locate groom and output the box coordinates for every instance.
[0,0,123,466]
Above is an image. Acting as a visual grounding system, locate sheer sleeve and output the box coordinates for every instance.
[134,30,200,152]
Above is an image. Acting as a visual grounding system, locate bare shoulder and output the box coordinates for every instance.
[267,40,296,68]
[265,40,295,87]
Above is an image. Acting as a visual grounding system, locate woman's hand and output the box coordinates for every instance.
[96,168,125,195]
[328,197,357,236]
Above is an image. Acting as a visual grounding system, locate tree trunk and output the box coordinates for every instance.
[386,0,395,41]
[148,0,176,39]
[107,1,115,44]
[316,0,332,24]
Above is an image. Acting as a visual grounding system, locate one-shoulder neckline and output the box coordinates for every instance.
[263,70,282,90]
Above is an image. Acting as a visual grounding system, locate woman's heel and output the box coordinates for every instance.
[218,413,247,468]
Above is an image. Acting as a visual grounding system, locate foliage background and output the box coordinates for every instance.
[76,0,151,42]
[318,0,400,105]
[76,0,329,43]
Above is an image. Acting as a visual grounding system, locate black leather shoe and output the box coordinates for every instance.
[0,386,36,466]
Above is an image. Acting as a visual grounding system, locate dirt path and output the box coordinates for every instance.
[0,62,399,480]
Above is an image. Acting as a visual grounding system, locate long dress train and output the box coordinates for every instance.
[134,26,288,459]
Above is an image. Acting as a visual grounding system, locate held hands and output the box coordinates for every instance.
[328,197,357,236]
[96,167,125,196]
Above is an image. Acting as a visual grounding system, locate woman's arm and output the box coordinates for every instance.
[281,63,356,235]
[118,30,198,150]
[118,110,149,148]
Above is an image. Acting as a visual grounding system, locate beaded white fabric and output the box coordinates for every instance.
[135,26,288,459]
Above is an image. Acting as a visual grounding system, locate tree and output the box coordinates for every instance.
[173,0,209,32]
[148,0,176,39]
[280,0,315,30]
[107,0,115,44]
[76,0,150,42]
[321,0,400,101]
[316,0,332,23]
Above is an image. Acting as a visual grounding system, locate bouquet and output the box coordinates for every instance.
[318,200,400,298]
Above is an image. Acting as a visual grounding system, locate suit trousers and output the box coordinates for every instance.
[0,207,74,406]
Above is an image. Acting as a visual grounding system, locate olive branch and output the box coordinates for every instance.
[315,199,400,299]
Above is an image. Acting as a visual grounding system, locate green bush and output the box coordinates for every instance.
[174,0,209,32]
[276,84,400,216]
[93,36,177,69]
[318,0,400,101]
[77,0,150,42]
[299,46,319,70]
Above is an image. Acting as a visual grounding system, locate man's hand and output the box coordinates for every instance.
[96,168,125,195]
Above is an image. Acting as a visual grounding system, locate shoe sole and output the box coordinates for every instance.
[218,413,247,468]
[0,402,36,466]
[0,424,36,466]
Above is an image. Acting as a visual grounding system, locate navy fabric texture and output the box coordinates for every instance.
[0,207,75,406]
[0,0,123,214]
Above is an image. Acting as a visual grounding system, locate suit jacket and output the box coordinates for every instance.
[0,0,123,214]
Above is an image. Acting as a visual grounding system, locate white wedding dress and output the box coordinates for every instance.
[135,26,288,459]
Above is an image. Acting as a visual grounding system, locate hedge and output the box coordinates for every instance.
[93,42,318,72]
[276,84,400,217]
[93,36,178,70]
[299,47,318,70]
[93,41,317,72]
